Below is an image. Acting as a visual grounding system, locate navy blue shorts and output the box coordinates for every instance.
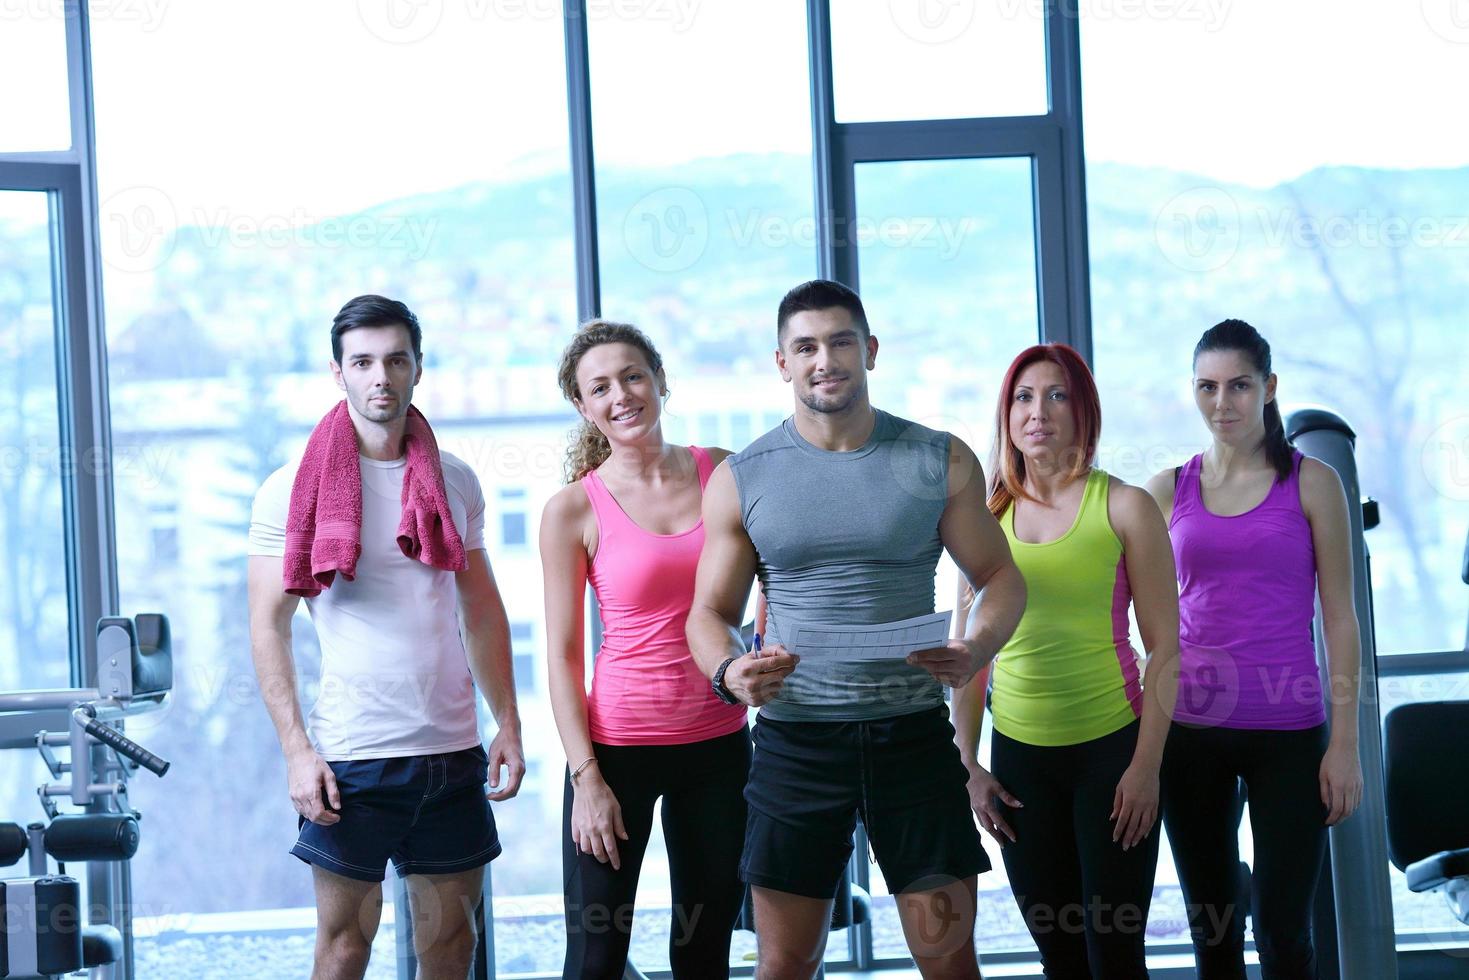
[292,745,501,882]
[741,705,989,900]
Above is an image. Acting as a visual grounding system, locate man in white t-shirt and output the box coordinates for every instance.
[248,295,523,979]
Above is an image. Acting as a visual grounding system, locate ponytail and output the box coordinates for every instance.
[564,420,612,484]
[1261,398,1294,482]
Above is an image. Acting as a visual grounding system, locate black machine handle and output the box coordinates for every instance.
[82,718,170,777]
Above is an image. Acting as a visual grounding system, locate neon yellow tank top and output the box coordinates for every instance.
[991,468,1142,747]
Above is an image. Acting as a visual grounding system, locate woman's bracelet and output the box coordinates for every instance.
[570,756,598,782]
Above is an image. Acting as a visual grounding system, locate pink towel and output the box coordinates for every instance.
[283,401,467,597]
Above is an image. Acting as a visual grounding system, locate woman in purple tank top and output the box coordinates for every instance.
[1144,319,1364,980]
[540,321,750,979]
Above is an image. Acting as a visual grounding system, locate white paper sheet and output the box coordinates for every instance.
[784,610,953,662]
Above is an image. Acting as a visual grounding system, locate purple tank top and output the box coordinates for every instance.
[1169,451,1325,730]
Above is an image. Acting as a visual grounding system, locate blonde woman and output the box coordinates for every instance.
[540,321,749,979]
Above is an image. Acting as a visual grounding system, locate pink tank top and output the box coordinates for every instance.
[582,446,748,745]
[1169,451,1325,730]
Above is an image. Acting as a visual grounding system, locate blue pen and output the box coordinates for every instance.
[753,633,763,656]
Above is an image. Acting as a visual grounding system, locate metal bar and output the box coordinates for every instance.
[1046,0,1094,361]
[0,160,87,191]
[828,151,858,293]
[474,869,495,979]
[68,709,93,804]
[806,0,839,283]
[0,150,80,166]
[1288,411,1398,979]
[62,0,120,685]
[811,3,862,955]
[65,16,121,976]
[564,0,601,322]
[41,781,124,800]
[27,824,48,877]
[394,870,417,979]
[0,709,72,749]
[0,688,103,710]
[1032,135,1070,347]
[1376,651,1469,677]
[837,118,1054,163]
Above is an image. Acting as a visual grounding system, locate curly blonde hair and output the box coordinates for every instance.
[557,319,667,483]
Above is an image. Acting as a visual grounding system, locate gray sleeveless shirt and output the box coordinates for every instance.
[729,409,950,722]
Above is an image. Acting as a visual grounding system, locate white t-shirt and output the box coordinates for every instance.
[249,451,487,761]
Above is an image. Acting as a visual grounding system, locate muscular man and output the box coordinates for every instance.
[248,294,524,979]
[687,280,1026,980]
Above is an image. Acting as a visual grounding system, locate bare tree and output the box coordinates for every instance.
[1284,180,1447,639]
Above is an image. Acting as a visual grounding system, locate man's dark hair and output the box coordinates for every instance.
[331,294,423,364]
[776,279,869,344]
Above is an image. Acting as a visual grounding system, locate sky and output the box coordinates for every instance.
[1,0,1467,220]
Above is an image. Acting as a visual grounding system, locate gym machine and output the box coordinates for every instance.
[1383,528,1469,928]
[1287,409,1399,980]
[0,615,172,980]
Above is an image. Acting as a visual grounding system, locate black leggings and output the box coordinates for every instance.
[990,721,1160,979]
[1159,722,1328,980]
[561,726,750,980]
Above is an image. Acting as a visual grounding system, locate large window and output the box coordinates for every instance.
[90,2,575,971]
[0,190,75,849]
[852,154,1046,958]
[0,192,72,696]
[830,2,1046,122]
[0,13,70,152]
[1080,0,1469,955]
[588,0,816,457]
[585,2,817,969]
[6,1,1464,977]
[1082,1,1469,656]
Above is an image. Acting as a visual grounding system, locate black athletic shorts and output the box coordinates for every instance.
[291,745,501,882]
[740,705,989,900]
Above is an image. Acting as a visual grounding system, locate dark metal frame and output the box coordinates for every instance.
[805,0,1093,355]
[0,5,116,709]
[0,1,123,976]
[801,0,1093,968]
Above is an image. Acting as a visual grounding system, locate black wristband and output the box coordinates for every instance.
[711,656,741,705]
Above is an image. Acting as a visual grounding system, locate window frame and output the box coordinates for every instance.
[0,0,123,972]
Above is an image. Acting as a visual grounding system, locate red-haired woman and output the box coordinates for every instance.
[953,343,1179,978]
